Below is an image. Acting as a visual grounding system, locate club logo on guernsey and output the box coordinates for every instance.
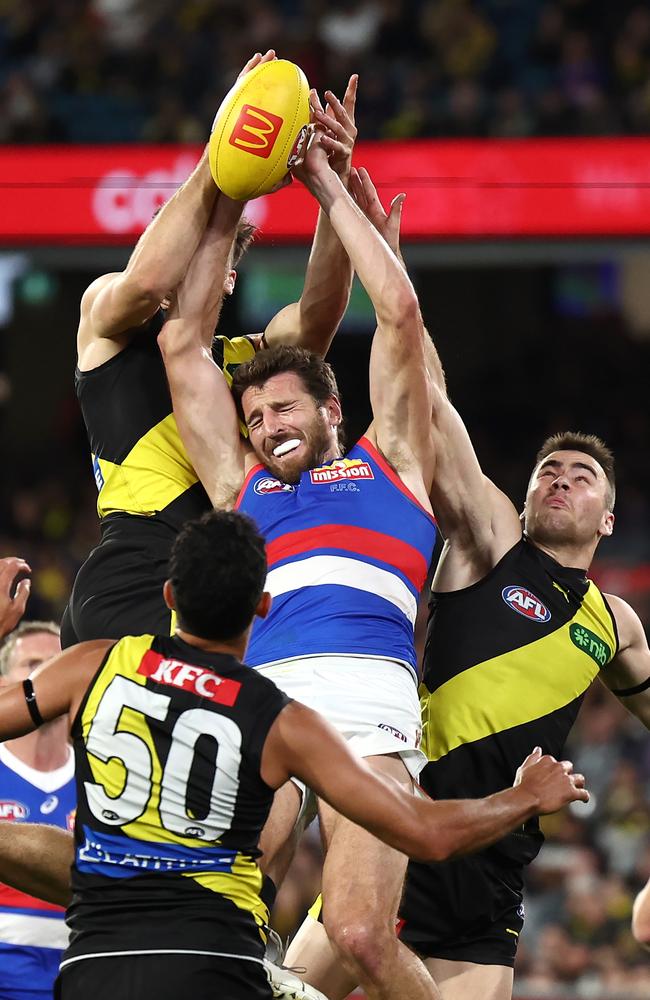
[138,650,241,706]
[254,477,295,496]
[0,801,28,820]
[309,458,374,485]
[502,586,551,623]
[229,104,284,159]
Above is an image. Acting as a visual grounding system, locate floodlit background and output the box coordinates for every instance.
[1,2,649,997]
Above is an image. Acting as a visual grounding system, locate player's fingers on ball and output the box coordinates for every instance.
[239,52,261,77]
[260,49,276,63]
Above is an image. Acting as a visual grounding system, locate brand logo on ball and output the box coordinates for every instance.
[229,105,284,159]
[501,586,551,622]
[309,458,374,485]
[0,801,28,820]
[569,623,610,667]
[254,477,295,495]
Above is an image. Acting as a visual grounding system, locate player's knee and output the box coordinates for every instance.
[326,915,396,978]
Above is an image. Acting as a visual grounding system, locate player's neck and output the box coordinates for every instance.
[4,719,71,772]
[531,537,595,572]
[174,629,248,662]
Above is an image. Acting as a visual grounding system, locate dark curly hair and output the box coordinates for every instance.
[169,509,267,640]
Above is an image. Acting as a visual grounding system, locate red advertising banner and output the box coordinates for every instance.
[1,139,650,245]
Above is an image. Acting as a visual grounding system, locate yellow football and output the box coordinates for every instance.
[209,59,310,200]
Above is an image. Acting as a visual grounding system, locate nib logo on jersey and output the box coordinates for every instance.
[502,586,551,623]
[309,458,374,485]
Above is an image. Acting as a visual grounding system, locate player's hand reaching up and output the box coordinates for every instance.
[236,49,276,82]
[0,557,31,639]
[514,746,589,815]
[310,76,358,185]
[350,166,406,259]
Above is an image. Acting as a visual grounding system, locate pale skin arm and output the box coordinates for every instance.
[600,594,650,729]
[295,132,433,507]
[0,557,31,638]
[157,195,252,509]
[263,80,357,356]
[77,51,275,372]
[262,702,588,863]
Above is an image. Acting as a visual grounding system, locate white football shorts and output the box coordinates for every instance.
[255,654,426,779]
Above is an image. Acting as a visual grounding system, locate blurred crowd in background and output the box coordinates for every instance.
[0,0,649,997]
[1,0,650,144]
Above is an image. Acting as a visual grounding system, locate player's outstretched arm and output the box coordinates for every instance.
[77,51,275,370]
[262,703,589,863]
[0,823,73,908]
[158,195,251,509]
[0,557,31,638]
[263,79,357,357]
[600,594,650,729]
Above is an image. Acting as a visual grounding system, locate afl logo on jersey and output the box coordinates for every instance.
[502,586,551,623]
[254,477,295,496]
[0,801,29,821]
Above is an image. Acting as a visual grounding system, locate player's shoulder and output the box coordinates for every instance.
[603,592,645,643]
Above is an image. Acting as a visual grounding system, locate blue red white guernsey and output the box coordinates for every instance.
[236,437,437,677]
[0,743,75,998]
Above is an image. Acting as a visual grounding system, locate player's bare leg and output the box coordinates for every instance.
[285,916,356,1000]
[424,959,513,1000]
[317,754,442,1000]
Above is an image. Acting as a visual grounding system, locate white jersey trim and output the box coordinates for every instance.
[0,742,74,792]
[60,949,265,970]
[265,555,417,625]
[0,911,69,949]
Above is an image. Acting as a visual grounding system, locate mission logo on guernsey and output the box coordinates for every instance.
[237,437,437,675]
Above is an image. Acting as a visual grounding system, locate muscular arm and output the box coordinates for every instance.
[158,195,251,509]
[0,823,73,907]
[77,52,274,371]
[263,80,357,357]
[600,594,650,729]
[296,140,433,507]
[262,702,588,862]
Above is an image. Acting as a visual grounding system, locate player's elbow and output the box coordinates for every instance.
[124,266,168,309]
[379,286,420,333]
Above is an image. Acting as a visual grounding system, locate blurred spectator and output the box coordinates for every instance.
[2,0,650,141]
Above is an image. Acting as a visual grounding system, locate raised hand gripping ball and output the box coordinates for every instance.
[209,59,310,200]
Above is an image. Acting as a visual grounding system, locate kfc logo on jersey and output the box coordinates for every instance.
[309,458,374,485]
[254,477,295,496]
[0,801,28,821]
[138,651,241,706]
[502,586,551,623]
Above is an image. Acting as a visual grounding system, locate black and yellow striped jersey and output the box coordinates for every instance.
[66,633,290,964]
[76,312,256,531]
[419,537,617,866]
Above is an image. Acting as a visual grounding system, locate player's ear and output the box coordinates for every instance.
[224,269,237,296]
[162,579,176,611]
[255,591,272,620]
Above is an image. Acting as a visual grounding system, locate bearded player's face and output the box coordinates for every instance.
[242,372,341,485]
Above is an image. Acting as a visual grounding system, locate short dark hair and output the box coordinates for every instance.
[232,217,257,267]
[169,510,267,641]
[231,344,341,418]
[535,431,616,509]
